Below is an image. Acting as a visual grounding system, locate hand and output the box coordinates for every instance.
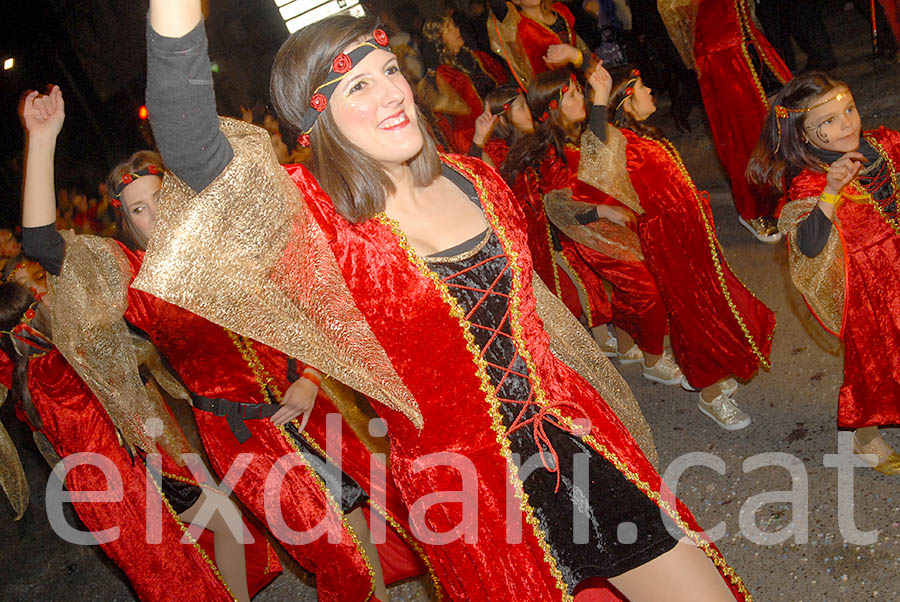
[20,86,65,140]
[240,105,253,123]
[270,377,317,428]
[823,151,865,196]
[597,205,637,229]
[473,103,498,147]
[544,44,579,68]
[587,63,612,107]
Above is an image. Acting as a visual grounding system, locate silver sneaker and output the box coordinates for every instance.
[641,353,683,385]
[681,377,738,397]
[617,344,643,365]
[698,393,751,430]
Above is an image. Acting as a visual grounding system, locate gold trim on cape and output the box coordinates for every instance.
[132,118,422,429]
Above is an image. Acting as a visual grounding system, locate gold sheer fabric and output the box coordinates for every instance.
[778,198,845,335]
[657,0,699,70]
[487,2,534,89]
[544,188,645,262]
[0,385,28,520]
[578,128,643,215]
[133,118,422,428]
[48,231,191,463]
[416,74,470,116]
[532,273,658,467]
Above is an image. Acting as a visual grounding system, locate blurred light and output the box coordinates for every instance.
[3,58,13,70]
[138,105,149,120]
[274,0,363,34]
[210,62,220,73]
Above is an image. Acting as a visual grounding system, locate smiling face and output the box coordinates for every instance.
[559,79,586,125]
[801,88,860,153]
[328,46,424,171]
[120,175,162,241]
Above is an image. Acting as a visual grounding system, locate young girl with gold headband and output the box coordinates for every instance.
[749,72,900,474]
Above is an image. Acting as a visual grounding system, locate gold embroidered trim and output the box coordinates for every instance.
[368,501,445,601]
[225,331,377,599]
[735,0,786,109]
[860,135,900,237]
[552,241,592,326]
[425,228,493,263]
[651,135,773,369]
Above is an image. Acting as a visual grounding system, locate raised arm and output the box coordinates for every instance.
[146,0,232,192]
[19,86,66,274]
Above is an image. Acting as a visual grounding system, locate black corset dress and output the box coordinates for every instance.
[423,169,677,589]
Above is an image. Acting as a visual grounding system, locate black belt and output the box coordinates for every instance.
[193,395,280,444]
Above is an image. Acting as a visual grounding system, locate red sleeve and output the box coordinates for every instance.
[115,241,167,337]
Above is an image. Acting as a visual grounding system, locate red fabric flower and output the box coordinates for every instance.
[297,133,311,147]
[373,29,389,47]
[549,99,558,110]
[24,308,35,320]
[310,93,328,112]
[625,88,634,96]
[148,165,159,175]
[561,84,569,94]
[332,53,352,74]
[110,197,122,208]
[502,103,510,112]
[121,173,133,185]
[541,111,549,121]
[630,68,641,78]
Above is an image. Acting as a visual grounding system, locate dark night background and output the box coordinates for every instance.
[0,0,290,229]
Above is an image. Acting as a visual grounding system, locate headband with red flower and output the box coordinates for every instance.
[539,73,580,123]
[296,29,391,147]
[110,164,161,208]
[614,69,641,115]
[1,301,51,357]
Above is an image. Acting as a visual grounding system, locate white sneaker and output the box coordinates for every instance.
[698,393,751,430]
[617,344,642,365]
[681,377,738,396]
[641,353,684,385]
[598,332,618,358]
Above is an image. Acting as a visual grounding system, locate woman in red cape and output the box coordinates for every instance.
[421,16,508,154]
[502,69,682,383]
[587,70,775,430]
[20,91,429,602]
[140,5,752,600]
[750,72,900,474]
[661,0,792,242]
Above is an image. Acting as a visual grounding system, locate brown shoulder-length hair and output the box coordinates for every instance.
[500,68,582,185]
[484,86,526,147]
[607,76,664,141]
[106,150,165,251]
[0,282,42,430]
[270,14,441,223]
[746,71,849,194]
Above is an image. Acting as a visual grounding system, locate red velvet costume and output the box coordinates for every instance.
[785,128,900,429]
[539,145,668,354]
[24,348,279,602]
[516,3,578,80]
[619,128,775,388]
[117,244,431,602]
[433,51,507,154]
[279,155,751,600]
[693,0,791,220]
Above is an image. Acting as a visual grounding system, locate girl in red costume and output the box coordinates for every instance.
[420,15,508,154]
[582,70,775,430]
[502,68,683,384]
[21,88,427,602]
[749,72,900,474]
[488,0,590,88]
[140,2,753,599]
[659,0,792,243]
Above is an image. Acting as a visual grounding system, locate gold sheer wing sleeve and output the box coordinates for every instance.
[578,128,643,215]
[48,231,192,463]
[488,2,533,89]
[132,118,422,428]
[0,385,28,520]
[657,0,699,70]
[543,188,645,262]
[777,199,846,335]
[532,272,658,467]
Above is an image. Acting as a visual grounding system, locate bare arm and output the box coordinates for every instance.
[148,0,203,38]
[20,87,64,229]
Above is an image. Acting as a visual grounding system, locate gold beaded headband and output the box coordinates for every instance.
[614,69,641,114]
[296,29,390,146]
[772,90,847,153]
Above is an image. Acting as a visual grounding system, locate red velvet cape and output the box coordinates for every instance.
[693,0,792,220]
[120,245,429,601]
[283,154,751,601]
[26,349,279,601]
[517,2,577,79]
[623,129,775,388]
[787,127,900,428]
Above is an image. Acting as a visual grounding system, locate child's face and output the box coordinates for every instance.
[801,88,861,154]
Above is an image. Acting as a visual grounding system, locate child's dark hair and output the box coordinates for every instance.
[501,69,582,185]
[0,283,42,430]
[746,71,849,193]
[607,75,663,141]
[484,86,525,146]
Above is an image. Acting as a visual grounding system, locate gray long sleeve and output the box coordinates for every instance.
[146,19,232,193]
[796,206,832,258]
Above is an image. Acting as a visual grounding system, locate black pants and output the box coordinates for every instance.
[755,0,838,72]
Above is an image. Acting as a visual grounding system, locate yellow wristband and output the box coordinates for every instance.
[572,49,584,69]
[819,192,840,205]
